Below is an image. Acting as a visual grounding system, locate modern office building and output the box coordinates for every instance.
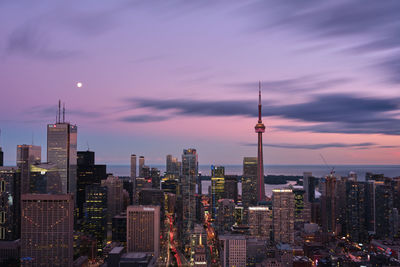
[224,175,238,203]
[101,176,124,225]
[166,154,181,178]
[150,167,160,189]
[112,213,127,244]
[126,205,160,258]
[272,189,295,244]
[0,167,20,241]
[76,151,107,220]
[293,187,312,228]
[248,206,272,240]
[16,144,41,194]
[216,199,236,234]
[29,162,61,194]
[139,156,145,177]
[303,172,315,203]
[47,111,77,197]
[21,194,74,267]
[138,188,165,221]
[254,83,266,202]
[83,185,108,253]
[242,157,257,213]
[219,235,247,267]
[211,165,225,218]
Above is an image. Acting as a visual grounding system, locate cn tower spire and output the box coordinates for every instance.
[258,81,262,122]
[255,81,266,202]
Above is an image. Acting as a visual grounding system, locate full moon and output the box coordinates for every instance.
[76,82,83,88]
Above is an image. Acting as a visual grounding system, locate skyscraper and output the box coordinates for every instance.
[47,107,77,196]
[83,185,108,253]
[0,147,3,167]
[76,150,107,220]
[16,144,41,194]
[130,154,137,181]
[255,82,266,202]
[272,189,295,244]
[219,235,247,267]
[127,205,160,258]
[242,157,257,210]
[0,167,20,241]
[320,175,337,234]
[211,165,225,218]
[181,148,198,244]
[303,172,315,203]
[139,156,145,177]
[21,194,74,267]
[224,175,238,203]
[216,199,236,234]
[248,206,273,240]
[101,176,124,225]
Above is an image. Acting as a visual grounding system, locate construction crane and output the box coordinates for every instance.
[319,154,335,176]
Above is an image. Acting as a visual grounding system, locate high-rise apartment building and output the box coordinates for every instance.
[216,199,236,234]
[21,194,74,267]
[320,175,337,234]
[211,165,225,218]
[248,206,272,240]
[127,205,160,258]
[181,148,198,244]
[166,154,181,178]
[219,235,247,267]
[0,167,20,241]
[344,181,368,243]
[47,120,77,196]
[150,167,160,189]
[375,180,394,239]
[139,156,145,177]
[272,189,295,244]
[17,144,41,194]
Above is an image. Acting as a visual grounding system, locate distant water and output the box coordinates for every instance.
[107,164,400,180]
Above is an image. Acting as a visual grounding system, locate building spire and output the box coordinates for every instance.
[258,81,262,123]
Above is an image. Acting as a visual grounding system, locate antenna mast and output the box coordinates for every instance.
[58,100,61,123]
[63,103,65,123]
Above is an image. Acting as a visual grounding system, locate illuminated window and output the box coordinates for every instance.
[0,227,5,239]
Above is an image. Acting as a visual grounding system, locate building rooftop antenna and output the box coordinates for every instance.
[58,100,61,123]
[63,102,65,123]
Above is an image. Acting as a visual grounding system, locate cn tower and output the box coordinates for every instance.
[255,81,266,202]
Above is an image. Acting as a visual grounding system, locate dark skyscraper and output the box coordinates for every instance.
[0,167,21,241]
[255,82,266,202]
[242,157,257,209]
[76,151,107,220]
[0,147,3,167]
[16,144,41,194]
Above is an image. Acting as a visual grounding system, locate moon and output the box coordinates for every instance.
[76,82,83,88]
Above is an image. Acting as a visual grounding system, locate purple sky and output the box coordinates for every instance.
[1,1,400,166]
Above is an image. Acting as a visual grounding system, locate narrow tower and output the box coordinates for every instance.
[255,82,266,202]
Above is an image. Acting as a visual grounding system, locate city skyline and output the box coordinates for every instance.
[2,1,400,166]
